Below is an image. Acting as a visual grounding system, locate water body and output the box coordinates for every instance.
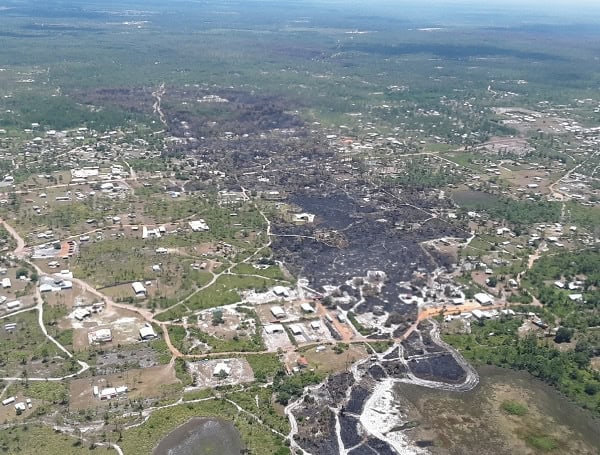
[153,418,244,455]
[393,366,600,454]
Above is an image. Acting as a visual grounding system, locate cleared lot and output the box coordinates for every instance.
[186,358,254,389]
[69,364,178,411]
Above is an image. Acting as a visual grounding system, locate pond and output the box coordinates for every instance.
[153,417,245,455]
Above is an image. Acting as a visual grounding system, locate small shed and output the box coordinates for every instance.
[264,324,284,334]
[270,306,286,319]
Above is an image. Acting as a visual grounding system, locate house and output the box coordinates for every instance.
[270,306,286,319]
[293,213,316,224]
[568,294,583,302]
[474,293,494,306]
[6,300,20,310]
[264,324,284,334]
[132,281,147,297]
[73,308,91,321]
[14,402,26,413]
[40,276,72,292]
[88,328,112,344]
[99,387,117,400]
[289,324,303,336]
[554,281,565,289]
[40,283,54,293]
[272,286,290,298]
[310,320,321,330]
[142,226,161,239]
[213,362,231,377]
[301,303,316,313]
[139,325,157,340]
[471,309,486,320]
[189,220,209,232]
[1,278,11,288]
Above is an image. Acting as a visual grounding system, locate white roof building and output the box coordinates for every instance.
[14,402,26,412]
[293,213,316,223]
[1,278,11,288]
[189,220,209,232]
[270,306,286,318]
[89,328,112,344]
[140,325,157,340]
[264,323,284,334]
[300,303,315,313]
[473,292,494,306]
[6,300,20,310]
[272,286,290,297]
[213,362,231,376]
[74,308,91,321]
[132,281,147,296]
[40,283,54,293]
[472,309,486,319]
[289,324,303,336]
[99,387,117,400]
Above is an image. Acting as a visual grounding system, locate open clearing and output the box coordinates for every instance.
[69,364,178,411]
[61,303,148,350]
[186,358,254,389]
[298,344,368,374]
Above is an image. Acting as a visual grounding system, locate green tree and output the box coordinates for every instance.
[554,327,573,344]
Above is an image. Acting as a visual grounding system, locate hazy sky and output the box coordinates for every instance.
[299,0,600,26]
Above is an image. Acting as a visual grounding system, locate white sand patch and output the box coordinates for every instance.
[359,378,429,455]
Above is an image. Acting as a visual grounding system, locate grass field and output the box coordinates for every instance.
[119,397,290,455]
[0,310,71,378]
[0,426,96,454]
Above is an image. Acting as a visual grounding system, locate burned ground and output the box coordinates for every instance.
[293,406,340,455]
[73,87,155,113]
[273,188,466,318]
[345,384,371,414]
[293,368,398,455]
[402,331,426,357]
[91,345,159,376]
[340,413,363,448]
[409,353,467,384]
[348,445,378,455]
[363,437,398,455]
[367,364,388,381]
[381,360,408,379]
[75,86,467,328]
[383,346,400,360]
